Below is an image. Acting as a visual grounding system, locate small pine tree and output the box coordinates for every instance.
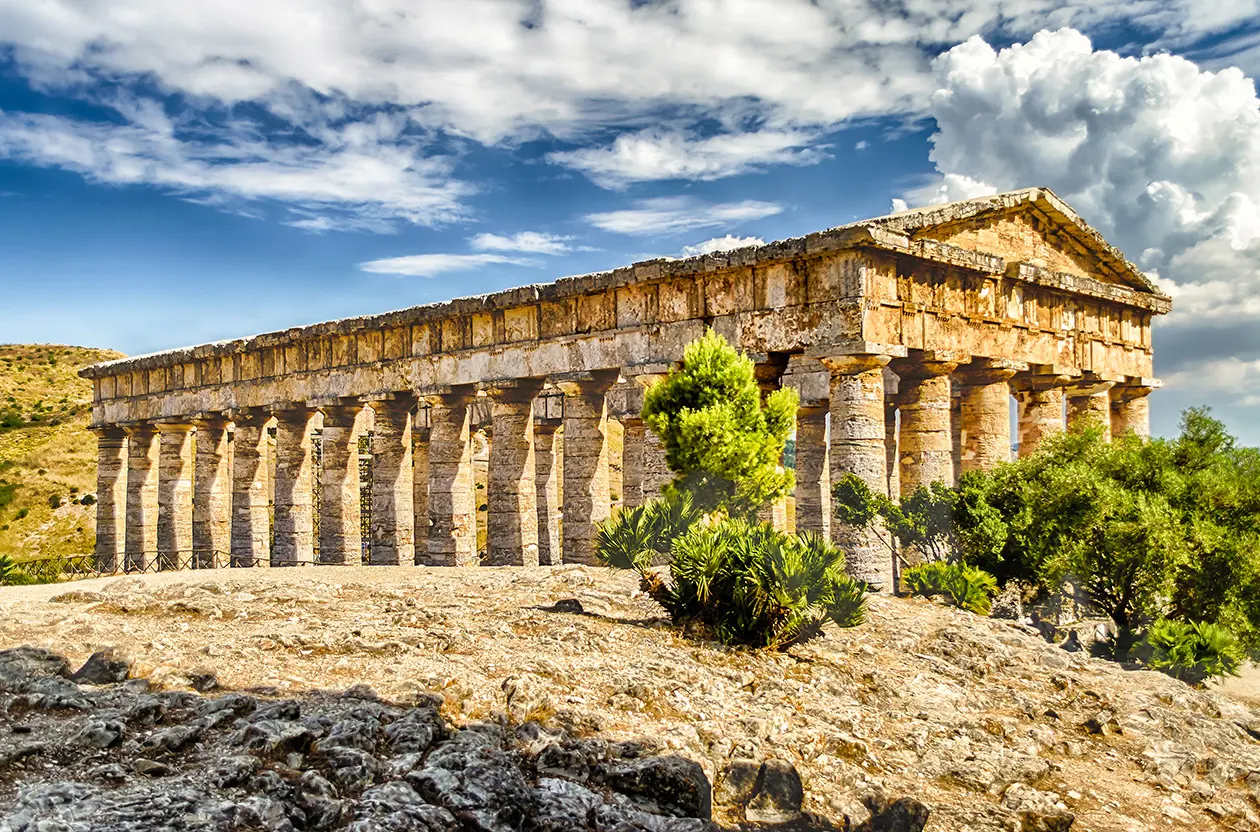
[642,330,797,516]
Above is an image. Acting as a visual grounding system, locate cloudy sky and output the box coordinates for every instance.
[1,1,1259,441]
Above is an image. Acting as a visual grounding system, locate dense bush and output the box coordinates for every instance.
[642,329,797,517]
[597,331,866,649]
[903,561,999,616]
[835,407,1260,669]
[598,511,865,649]
[1147,619,1243,687]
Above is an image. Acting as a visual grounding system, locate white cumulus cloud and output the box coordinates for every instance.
[2,0,1257,214]
[907,28,1260,411]
[680,235,766,257]
[359,253,534,277]
[585,197,782,236]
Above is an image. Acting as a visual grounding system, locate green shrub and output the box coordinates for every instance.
[0,554,15,584]
[903,561,999,615]
[1148,619,1243,686]
[642,329,797,517]
[598,510,865,649]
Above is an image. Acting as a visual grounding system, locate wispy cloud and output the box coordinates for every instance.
[549,129,826,188]
[585,197,782,236]
[359,252,535,277]
[470,231,574,255]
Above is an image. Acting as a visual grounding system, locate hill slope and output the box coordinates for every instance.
[1,565,1257,830]
[0,344,124,559]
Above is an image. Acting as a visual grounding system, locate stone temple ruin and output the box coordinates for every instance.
[81,188,1170,588]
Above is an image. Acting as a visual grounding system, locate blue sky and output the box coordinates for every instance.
[1,1,1259,442]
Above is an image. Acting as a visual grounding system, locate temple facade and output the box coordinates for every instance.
[81,188,1170,588]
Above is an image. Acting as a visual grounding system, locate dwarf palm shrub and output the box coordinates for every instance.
[597,511,865,649]
[903,561,999,616]
[1147,619,1243,686]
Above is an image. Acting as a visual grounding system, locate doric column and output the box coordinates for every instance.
[1066,378,1117,437]
[318,402,364,564]
[533,421,561,565]
[951,385,963,485]
[556,371,619,565]
[423,386,476,567]
[271,406,317,566]
[822,353,893,589]
[192,416,231,568]
[884,398,900,501]
[1014,371,1070,458]
[366,397,414,566]
[156,421,194,571]
[123,423,159,572]
[1111,382,1158,440]
[92,427,127,573]
[958,360,1023,473]
[642,428,671,502]
[413,421,430,563]
[230,409,271,567]
[754,356,790,531]
[891,356,966,497]
[793,404,830,538]
[485,379,545,566]
[621,417,647,509]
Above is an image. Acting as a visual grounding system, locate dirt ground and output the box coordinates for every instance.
[2,565,1259,831]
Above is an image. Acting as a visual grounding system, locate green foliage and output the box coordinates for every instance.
[642,330,797,516]
[902,561,999,615]
[838,407,1260,662]
[597,501,867,649]
[0,553,15,584]
[594,490,703,571]
[0,481,17,512]
[599,513,865,649]
[1147,619,1243,686]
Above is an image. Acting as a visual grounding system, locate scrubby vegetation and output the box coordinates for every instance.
[1147,619,1243,687]
[902,561,999,616]
[835,407,1260,682]
[598,331,865,649]
[0,344,123,559]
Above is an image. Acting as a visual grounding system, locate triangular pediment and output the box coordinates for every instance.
[862,188,1159,295]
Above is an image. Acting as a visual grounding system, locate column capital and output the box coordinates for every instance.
[224,406,270,425]
[90,425,127,441]
[553,369,619,398]
[269,402,316,420]
[956,358,1027,387]
[806,341,908,363]
[418,383,476,407]
[189,412,230,429]
[481,377,547,403]
[319,402,364,428]
[1065,379,1118,397]
[1112,378,1161,402]
[120,420,156,436]
[890,356,968,381]
[362,390,417,407]
[154,418,196,433]
[818,353,892,375]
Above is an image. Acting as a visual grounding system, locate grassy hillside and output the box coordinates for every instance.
[0,344,124,559]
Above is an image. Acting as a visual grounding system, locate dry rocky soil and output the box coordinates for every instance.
[1,566,1259,831]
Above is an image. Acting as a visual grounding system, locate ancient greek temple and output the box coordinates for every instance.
[82,188,1169,588]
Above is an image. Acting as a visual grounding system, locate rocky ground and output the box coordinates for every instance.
[0,566,1258,831]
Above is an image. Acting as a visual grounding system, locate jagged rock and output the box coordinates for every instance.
[408,732,535,832]
[596,756,713,820]
[744,759,804,823]
[74,719,124,749]
[714,758,761,805]
[1002,784,1075,831]
[70,649,133,685]
[855,793,930,832]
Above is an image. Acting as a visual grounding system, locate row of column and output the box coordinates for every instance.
[93,372,674,573]
[788,354,1155,588]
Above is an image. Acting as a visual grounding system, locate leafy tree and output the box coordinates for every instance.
[642,329,797,516]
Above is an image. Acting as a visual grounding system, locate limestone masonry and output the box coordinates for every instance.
[80,188,1169,586]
